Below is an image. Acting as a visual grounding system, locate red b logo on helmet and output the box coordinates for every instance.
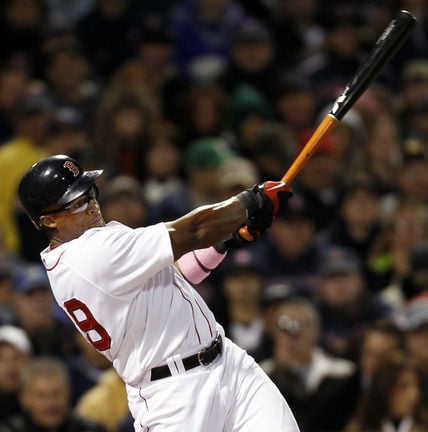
[63,161,80,177]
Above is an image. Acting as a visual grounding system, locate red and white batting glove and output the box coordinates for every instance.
[235,181,293,221]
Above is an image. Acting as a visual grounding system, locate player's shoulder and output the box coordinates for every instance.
[78,221,130,245]
[82,221,167,246]
[83,221,131,238]
[57,222,168,260]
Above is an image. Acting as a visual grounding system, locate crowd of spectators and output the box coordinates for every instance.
[1,0,428,430]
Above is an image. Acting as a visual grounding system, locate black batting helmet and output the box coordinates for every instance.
[18,155,103,229]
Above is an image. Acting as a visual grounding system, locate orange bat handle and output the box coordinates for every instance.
[281,114,339,184]
[238,114,339,241]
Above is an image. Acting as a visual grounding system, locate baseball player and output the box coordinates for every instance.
[18,154,300,432]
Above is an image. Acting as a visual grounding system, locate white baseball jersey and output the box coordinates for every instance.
[41,221,218,386]
[41,221,300,431]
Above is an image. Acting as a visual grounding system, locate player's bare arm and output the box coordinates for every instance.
[166,197,246,260]
[166,181,292,260]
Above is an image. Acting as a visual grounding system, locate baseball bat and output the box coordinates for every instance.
[240,9,417,241]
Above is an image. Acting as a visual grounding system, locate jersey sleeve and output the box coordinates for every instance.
[75,222,174,297]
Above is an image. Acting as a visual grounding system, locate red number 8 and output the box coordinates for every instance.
[64,298,111,351]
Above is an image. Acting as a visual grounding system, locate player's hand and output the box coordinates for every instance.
[254,181,293,221]
[236,181,293,221]
[214,208,275,253]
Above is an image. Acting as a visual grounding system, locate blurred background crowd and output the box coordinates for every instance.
[1,0,428,431]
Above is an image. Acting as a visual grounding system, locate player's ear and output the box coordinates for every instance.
[39,214,57,229]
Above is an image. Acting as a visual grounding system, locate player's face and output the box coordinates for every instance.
[40,187,105,241]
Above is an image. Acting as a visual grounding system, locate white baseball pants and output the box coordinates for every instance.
[126,336,299,431]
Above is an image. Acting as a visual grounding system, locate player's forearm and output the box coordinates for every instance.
[167,197,246,259]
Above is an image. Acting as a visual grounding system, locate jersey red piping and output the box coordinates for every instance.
[45,251,65,271]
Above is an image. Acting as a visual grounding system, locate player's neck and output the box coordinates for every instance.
[50,236,66,248]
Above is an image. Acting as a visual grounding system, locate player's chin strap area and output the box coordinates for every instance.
[150,334,223,381]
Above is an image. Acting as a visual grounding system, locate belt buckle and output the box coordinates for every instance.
[197,346,211,366]
[197,335,221,366]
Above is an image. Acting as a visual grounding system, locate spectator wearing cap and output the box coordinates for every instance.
[273,75,319,144]
[46,107,88,158]
[367,197,428,304]
[396,59,428,141]
[216,156,260,200]
[178,81,230,145]
[315,246,394,361]
[99,175,148,229]
[396,139,428,204]
[74,0,142,81]
[293,134,343,231]
[297,6,368,105]
[11,264,75,358]
[0,0,46,74]
[135,17,176,72]
[217,18,279,104]
[130,17,189,123]
[249,122,296,180]
[147,137,235,223]
[317,106,366,174]
[40,32,100,124]
[0,84,53,255]
[266,0,324,70]
[260,295,355,431]
[377,139,428,222]
[260,282,295,348]
[211,249,268,362]
[227,84,273,158]
[319,174,382,266]
[139,122,184,206]
[352,113,402,197]
[0,325,32,421]
[247,193,324,295]
[170,0,248,80]
[405,99,428,150]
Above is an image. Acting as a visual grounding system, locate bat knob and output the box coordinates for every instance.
[239,226,254,242]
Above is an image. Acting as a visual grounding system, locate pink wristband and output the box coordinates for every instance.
[194,247,227,270]
[177,252,210,284]
[177,247,227,284]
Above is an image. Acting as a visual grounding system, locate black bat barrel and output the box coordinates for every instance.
[330,9,417,121]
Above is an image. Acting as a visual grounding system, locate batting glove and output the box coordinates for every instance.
[216,182,293,252]
[235,181,293,221]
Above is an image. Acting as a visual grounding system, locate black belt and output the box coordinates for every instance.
[150,334,223,381]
